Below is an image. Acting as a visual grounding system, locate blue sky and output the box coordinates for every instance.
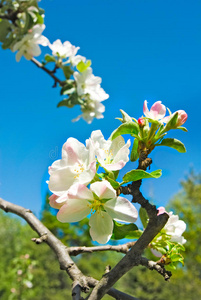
[0,0,201,217]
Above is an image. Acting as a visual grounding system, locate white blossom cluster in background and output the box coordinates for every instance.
[11,21,109,124]
[48,130,138,244]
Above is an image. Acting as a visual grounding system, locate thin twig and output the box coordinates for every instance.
[140,257,172,281]
[68,242,135,256]
[31,57,66,87]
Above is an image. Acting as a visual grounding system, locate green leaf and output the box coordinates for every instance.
[105,177,121,189]
[45,54,56,63]
[110,122,140,140]
[139,207,149,228]
[123,169,162,183]
[57,99,75,108]
[111,221,142,240]
[62,65,74,79]
[164,112,178,130]
[76,60,91,72]
[0,20,11,43]
[177,126,188,132]
[130,138,139,162]
[116,109,133,123]
[157,138,186,153]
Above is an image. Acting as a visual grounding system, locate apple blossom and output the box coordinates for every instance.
[73,67,109,102]
[164,211,186,244]
[143,100,167,122]
[48,137,96,196]
[157,207,186,244]
[88,130,131,171]
[73,100,105,124]
[12,24,49,62]
[49,39,80,59]
[52,180,138,244]
[165,110,188,128]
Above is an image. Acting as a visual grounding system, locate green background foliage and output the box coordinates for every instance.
[1,172,201,299]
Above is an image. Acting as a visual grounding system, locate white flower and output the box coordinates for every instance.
[49,39,80,59]
[152,208,187,257]
[52,180,138,244]
[70,54,86,67]
[48,137,96,196]
[164,212,186,244]
[73,100,105,124]
[73,67,109,102]
[12,24,49,62]
[87,130,131,171]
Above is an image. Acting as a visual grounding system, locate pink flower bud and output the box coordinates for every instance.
[138,117,145,126]
[157,206,167,216]
[175,110,188,126]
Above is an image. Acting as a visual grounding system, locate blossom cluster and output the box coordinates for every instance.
[150,207,186,258]
[11,21,109,123]
[48,130,138,244]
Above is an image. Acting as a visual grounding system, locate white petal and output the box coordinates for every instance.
[104,196,138,223]
[48,167,75,195]
[57,198,90,222]
[89,211,113,244]
[90,180,116,199]
[67,183,94,200]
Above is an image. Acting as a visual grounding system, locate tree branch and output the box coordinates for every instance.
[31,57,66,88]
[140,257,172,281]
[68,242,135,256]
[0,197,138,300]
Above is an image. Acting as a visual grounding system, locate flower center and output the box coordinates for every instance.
[73,162,85,178]
[88,199,104,213]
[104,149,113,164]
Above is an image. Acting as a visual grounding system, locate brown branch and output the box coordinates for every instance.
[68,242,136,256]
[0,197,138,300]
[31,57,66,88]
[140,257,172,281]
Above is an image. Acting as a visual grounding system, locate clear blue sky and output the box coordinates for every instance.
[0,0,201,217]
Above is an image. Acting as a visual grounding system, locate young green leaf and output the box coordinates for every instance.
[62,65,74,79]
[111,221,142,240]
[156,138,186,153]
[76,60,91,72]
[139,207,149,228]
[123,169,162,183]
[45,54,56,63]
[110,123,139,140]
[130,138,139,162]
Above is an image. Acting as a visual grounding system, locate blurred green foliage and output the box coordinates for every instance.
[0,171,201,299]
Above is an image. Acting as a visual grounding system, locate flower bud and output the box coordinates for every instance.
[138,117,145,126]
[175,110,188,126]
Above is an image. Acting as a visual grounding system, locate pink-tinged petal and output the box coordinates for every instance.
[57,199,90,223]
[89,211,113,244]
[175,110,188,126]
[150,101,166,120]
[48,167,75,196]
[64,138,87,165]
[66,183,94,201]
[90,181,116,199]
[143,100,150,118]
[157,206,167,215]
[151,248,162,257]
[49,194,63,209]
[104,196,138,223]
